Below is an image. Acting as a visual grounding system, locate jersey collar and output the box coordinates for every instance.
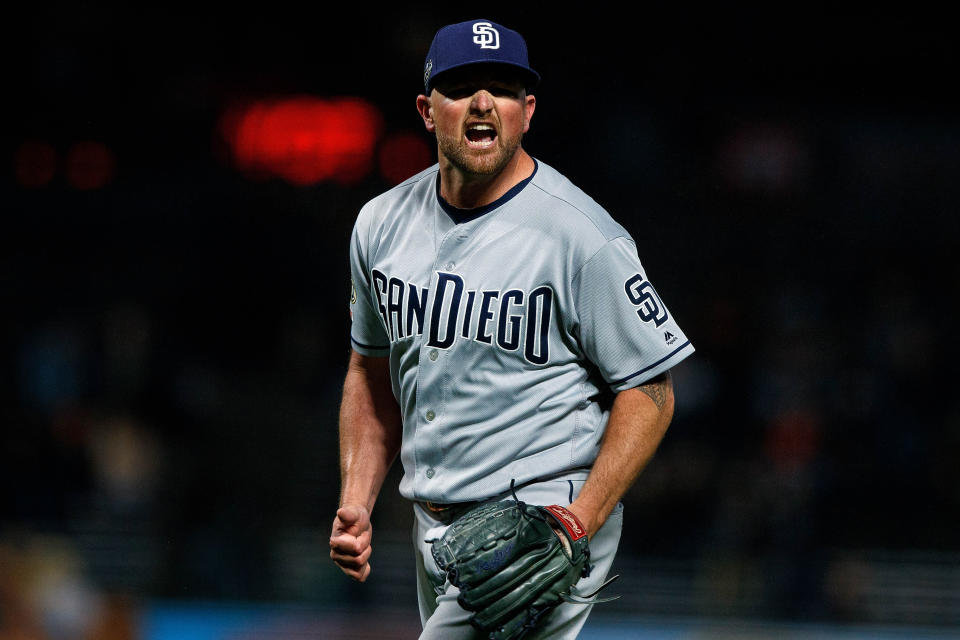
[435,159,539,224]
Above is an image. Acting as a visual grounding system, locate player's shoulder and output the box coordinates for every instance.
[355,163,439,230]
[529,160,630,244]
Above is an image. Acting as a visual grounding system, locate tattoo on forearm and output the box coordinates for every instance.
[638,372,671,410]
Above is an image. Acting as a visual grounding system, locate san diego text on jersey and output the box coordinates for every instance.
[370,269,553,364]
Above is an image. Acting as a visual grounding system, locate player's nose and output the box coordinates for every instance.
[469,90,494,114]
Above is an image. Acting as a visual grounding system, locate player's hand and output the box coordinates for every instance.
[330,504,373,582]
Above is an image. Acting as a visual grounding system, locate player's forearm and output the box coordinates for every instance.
[338,351,402,512]
[570,371,674,538]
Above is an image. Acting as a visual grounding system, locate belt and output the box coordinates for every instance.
[417,471,591,520]
[419,500,479,520]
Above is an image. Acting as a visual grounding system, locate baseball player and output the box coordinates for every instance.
[330,19,694,639]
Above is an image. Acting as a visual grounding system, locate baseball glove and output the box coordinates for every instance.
[431,495,618,640]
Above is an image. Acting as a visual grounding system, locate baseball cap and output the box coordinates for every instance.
[423,19,540,94]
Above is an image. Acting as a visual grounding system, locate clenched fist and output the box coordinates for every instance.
[330,504,373,581]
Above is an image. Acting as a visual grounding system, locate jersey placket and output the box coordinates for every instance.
[411,219,471,498]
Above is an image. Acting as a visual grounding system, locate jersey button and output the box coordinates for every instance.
[428,349,438,361]
[425,410,436,421]
[445,262,455,269]
[426,468,436,479]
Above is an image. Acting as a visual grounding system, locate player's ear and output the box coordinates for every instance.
[522,93,536,134]
[416,94,435,133]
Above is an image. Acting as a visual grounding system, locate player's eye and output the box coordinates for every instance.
[444,87,474,99]
[435,83,474,99]
[436,83,521,100]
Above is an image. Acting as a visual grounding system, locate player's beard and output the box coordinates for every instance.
[436,124,523,177]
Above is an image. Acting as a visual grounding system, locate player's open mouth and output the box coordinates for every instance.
[465,123,497,149]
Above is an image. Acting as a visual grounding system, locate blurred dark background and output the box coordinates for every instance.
[3,5,959,639]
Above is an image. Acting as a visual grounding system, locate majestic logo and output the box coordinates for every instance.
[625,273,668,328]
[472,22,500,49]
[664,331,677,345]
[350,278,357,305]
[424,59,433,86]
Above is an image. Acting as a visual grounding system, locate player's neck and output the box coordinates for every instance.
[438,149,535,210]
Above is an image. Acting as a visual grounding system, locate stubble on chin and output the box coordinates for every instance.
[437,128,523,177]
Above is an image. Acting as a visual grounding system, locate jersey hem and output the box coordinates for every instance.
[401,467,593,503]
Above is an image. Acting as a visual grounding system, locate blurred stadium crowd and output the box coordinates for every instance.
[3,6,959,638]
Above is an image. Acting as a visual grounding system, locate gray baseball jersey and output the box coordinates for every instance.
[348,159,694,503]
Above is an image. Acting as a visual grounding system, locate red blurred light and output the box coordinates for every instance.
[378,132,433,185]
[223,97,384,186]
[764,409,821,472]
[66,141,115,190]
[15,141,57,188]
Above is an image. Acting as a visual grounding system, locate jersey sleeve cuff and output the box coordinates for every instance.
[608,340,695,393]
[350,334,390,357]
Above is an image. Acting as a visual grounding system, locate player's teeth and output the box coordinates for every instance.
[466,125,496,144]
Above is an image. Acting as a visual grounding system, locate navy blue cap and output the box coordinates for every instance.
[423,19,540,94]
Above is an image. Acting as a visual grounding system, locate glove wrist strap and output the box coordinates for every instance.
[542,504,587,541]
